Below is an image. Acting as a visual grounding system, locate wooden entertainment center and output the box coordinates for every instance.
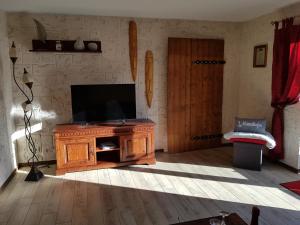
[54,120,155,175]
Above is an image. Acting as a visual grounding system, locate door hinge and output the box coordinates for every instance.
[192,134,223,140]
[192,60,226,65]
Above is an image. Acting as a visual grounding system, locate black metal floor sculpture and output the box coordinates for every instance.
[10,42,43,181]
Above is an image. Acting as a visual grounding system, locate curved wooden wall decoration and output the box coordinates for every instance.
[129,21,137,82]
[145,50,153,108]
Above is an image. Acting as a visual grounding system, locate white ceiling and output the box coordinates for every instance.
[0,0,299,22]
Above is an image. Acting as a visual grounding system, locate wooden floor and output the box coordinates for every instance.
[0,147,300,225]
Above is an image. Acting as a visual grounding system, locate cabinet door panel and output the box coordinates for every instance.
[57,138,95,168]
[120,134,149,162]
[66,143,89,162]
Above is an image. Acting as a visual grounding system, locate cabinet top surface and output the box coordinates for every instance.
[54,119,155,133]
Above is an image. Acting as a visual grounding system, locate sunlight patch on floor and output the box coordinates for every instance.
[16,164,300,212]
[138,161,248,180]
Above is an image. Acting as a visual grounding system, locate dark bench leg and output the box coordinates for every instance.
[233,142,263,171]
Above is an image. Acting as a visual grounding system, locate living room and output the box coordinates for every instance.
[0,0,300,225]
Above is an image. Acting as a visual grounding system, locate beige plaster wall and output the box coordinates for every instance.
[7,13,242,163]
[237,2,300,169]
[0,11,16,187]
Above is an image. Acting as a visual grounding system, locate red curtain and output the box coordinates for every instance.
[271,18,300,160]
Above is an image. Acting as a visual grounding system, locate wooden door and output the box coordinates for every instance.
[56,138,95,168]
[167,38,192,153]
[190,39,224,150]
[120,134,150,162]
[167,38,224,153]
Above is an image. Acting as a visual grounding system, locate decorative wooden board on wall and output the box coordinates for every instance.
[129,21,137,82]
[145,50,153,108]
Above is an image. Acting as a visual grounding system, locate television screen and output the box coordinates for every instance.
[71,84,136,122]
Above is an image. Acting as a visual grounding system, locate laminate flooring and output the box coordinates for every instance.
[0,147,300,225]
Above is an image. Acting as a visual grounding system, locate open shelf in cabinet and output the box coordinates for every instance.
[96,150,120,163]
[95,147,120,152]
[95,136,120,163]
[95,136,120,152]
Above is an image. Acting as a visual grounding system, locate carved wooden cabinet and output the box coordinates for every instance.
[54,120,155,175]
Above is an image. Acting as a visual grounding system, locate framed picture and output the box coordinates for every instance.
[253,44,268,67]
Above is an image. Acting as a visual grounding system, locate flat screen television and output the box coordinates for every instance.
[71,84,136,122]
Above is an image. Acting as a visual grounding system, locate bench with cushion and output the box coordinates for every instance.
[224,118,276,171]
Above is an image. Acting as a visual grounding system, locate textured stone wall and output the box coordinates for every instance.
[4,5,300,169]
[0,11,16,187]
[7,13,241,163]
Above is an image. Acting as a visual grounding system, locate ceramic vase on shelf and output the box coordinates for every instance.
[87,42,98,51]
[56,40,62,51]
[74,37,85,51]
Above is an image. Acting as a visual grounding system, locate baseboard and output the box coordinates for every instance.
[0,169,17,191]
[222,142,233,147]
[17,151,165,168]
[276,161,300,174]
[18,160,57,168]
[262,155,300,174]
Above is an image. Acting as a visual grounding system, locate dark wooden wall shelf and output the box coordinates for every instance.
[30,39,102,53]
